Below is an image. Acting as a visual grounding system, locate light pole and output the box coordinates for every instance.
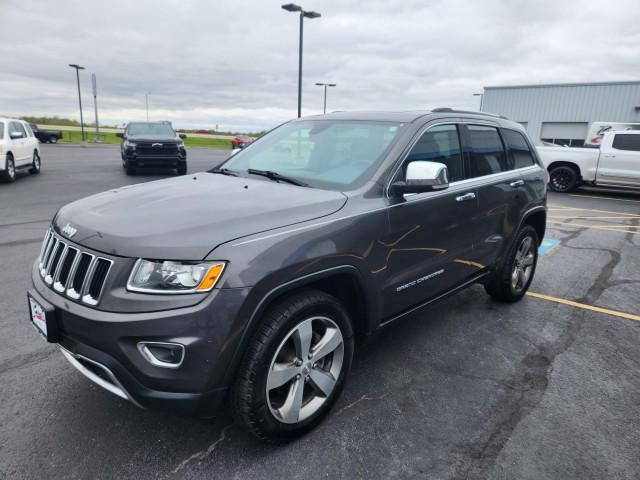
[281,3,321,118]
[69,64,86,141]
[315,83,336,114]
[92,73,100,142]
[145,92,151,121]
[473,93,484,111]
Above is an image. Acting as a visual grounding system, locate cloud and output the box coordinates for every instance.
[0,0,639,131]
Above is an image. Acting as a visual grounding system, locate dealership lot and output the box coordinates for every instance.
[1,145,639,479]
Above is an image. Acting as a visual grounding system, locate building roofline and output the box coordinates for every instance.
[484,80,640,90]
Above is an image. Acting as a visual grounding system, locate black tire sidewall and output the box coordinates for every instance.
[549,166,577,192]
[235,291,354,441]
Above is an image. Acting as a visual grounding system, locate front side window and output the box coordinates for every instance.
[9,121,26,137]
[405,124,464,181]
[612,134,640,152]
[221,120,403,190]
[465,125,508,177]
[502,129,535,168]
[23,123,34,137]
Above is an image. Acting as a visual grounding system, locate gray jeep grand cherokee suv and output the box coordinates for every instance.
[28,109,546,442]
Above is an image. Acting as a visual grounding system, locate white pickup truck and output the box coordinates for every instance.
[538,130,640,192]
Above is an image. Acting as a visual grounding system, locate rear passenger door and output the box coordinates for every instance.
[459,123,526,268]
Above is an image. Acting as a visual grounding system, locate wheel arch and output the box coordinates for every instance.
[547,161,582,180]
[222,265,375,386]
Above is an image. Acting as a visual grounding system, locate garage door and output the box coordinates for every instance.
[541,122,588,147]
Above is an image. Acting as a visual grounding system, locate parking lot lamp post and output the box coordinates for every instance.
[145,92,151,121]
[315,82,336,114]
[69,64,86,141]
[281,4,321,118]
[473,92,484,111]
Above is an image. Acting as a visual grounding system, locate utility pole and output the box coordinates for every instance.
[69,64,86,141]
[315,82,336,114]
[145,92,151,121]
[92,73,100,142]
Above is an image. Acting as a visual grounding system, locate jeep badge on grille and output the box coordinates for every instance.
[61,223,77,238]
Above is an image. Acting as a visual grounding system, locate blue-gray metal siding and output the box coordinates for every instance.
[481,82,640,144]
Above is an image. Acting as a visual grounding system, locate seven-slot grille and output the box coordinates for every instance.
[38,228,113,306]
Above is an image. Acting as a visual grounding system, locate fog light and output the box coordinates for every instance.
[137,342,185,369]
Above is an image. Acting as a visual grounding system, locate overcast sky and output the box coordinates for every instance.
[1,0,639,131]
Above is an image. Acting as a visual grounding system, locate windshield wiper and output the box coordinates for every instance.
[210,167,239,177]
[247,169,309,187]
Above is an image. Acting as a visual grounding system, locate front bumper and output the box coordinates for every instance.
[30,265,251,416]
[123,149,187,169]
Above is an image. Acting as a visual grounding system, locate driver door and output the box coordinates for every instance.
[381,123,481,320]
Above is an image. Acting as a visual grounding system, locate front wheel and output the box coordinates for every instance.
[548,165,578,193]
[484,225,539,302]
[29,151,41,174]
[1,156,16,183]
[231,289,354,443]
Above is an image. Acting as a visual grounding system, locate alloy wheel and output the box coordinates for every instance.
[266,316,344,424]
[511,236,535,293]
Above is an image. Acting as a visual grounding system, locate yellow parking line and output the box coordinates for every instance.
[547,220,640,235]
[527,292,640,322]
[549,215,640,220]
[568,193,640,204]
[548,205,640,217]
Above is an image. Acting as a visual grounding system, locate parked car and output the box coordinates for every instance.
[117,121,187,175]
[538,130,640,192]
[30,124,63,144]
[231,134,254,149]
[28,109,546,441]
[584,121,640,147]
[0,118,41,182]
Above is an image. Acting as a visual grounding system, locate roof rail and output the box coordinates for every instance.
[431,107,509,120]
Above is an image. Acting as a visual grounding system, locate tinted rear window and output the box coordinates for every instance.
[502,129,536,168]
[612,134,640,152]
[466,125,508,177]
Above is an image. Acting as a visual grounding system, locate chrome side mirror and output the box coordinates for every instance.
[390,161,449,196]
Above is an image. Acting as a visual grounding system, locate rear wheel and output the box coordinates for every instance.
[50,137,58,144]
[1,155,16,183]
[232,289,354,443]
[484,225,538,302]
[548,165,578,193]
[29,151,41,174]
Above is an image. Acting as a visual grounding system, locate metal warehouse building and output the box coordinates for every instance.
[480,80,640,146]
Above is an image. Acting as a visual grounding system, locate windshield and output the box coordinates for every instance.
[220,120,403,190]
[126,123,176,138]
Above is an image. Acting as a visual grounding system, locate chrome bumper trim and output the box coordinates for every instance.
[60,347,143,408]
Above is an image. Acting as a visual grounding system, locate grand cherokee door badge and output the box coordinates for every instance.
[396,269,444,292]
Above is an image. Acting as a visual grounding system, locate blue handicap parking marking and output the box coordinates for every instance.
[538,238,560,255]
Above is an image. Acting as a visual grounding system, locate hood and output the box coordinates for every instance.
[54,173,347,259]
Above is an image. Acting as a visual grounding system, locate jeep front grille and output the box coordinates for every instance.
[38,229,113,306]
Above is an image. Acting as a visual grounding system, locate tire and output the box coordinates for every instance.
[231,289,354,443]
[177,165,187,175]
[29,151,41,174]
[548,165,578,193]
[125,164,136,176]
[484,225,538,303]
[1,155,16,183]
[50,137,58,144]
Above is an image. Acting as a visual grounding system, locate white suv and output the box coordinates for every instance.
[0,118,41,183]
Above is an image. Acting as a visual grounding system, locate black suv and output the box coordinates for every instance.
[117,121,187,175]
[28,110,546,442]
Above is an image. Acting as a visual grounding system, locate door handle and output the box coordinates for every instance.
[603,154,616,158]
[509,180,524,187]
[456,192,476,202]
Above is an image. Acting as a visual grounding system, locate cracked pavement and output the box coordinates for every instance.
[1,145,639,479]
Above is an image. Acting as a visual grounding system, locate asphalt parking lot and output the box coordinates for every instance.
[1,144,639,479]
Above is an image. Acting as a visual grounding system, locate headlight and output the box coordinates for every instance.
[127,259,226,294]
[124,140,136,150]
[177,141,185,148]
